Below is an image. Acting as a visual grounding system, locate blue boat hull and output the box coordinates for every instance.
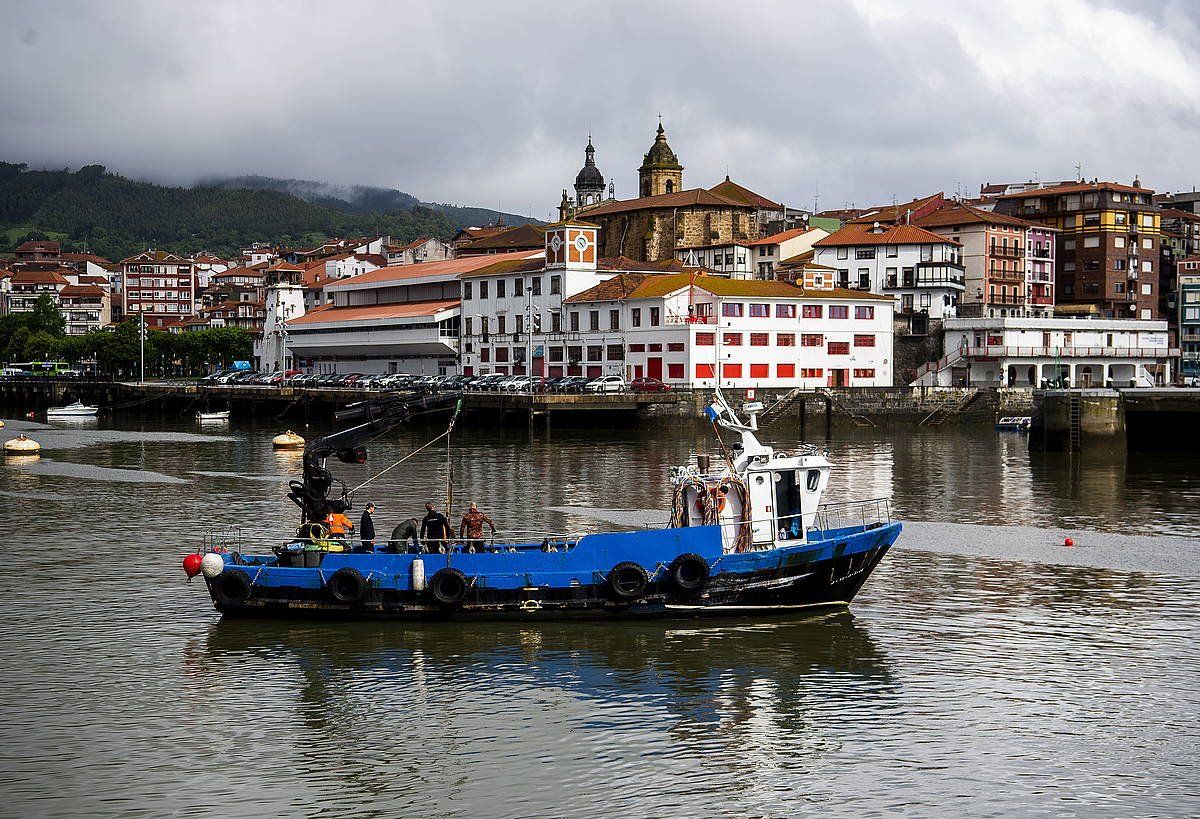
[204,521,901,621]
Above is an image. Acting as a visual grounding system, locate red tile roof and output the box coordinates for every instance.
[119,250,192,264]
[577,187,755,218]
[287,299,459,326]
[60,252,111,265]
[58,284,107,298]
[16,240,60,253]
[706,177,782,209]
[747,226,821,246]
[457,223,546,253]
[10,269,70,286]
[814,223,961,247]
[1161,208,1200,223]
[849,193,946,224]
[993,180,1152,199]
[915,201,1045,229]
[336,249,540,285]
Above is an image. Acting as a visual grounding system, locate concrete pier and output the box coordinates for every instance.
[1031,388,1200,452]
[0,378,693,425]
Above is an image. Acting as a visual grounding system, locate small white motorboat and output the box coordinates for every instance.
[196,410,231,422]
[995,416,1031,431]
[46,401,99,418]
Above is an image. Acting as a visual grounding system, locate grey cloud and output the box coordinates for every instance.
[0,0,1196,214]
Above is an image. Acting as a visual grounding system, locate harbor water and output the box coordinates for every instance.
[1,414,1198,817]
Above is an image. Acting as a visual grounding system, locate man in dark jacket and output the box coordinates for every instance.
[358,502,377,553]
[420,501,453,552]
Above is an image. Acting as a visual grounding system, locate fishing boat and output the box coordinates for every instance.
[186,391,901,620]
[196,410,231,422]
[995,416,1031,431]
[46,400,99,418]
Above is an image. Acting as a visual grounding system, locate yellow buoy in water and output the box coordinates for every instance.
[4,434,41,455]
[272,430,305,449]
[0,419,5,428]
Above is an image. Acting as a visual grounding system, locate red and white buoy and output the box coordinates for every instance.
[1063,537,1075,548]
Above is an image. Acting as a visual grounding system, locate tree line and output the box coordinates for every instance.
[1,295,252,377]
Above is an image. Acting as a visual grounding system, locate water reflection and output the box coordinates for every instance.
[190,613,896,811]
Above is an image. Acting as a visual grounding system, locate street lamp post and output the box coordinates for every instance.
[139,311,145,385]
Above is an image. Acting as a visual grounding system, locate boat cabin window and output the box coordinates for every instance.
[775,470,804,539]
[806,469,821,492]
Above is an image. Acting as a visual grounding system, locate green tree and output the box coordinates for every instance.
[29,294,65,335]
[3,326,31,363]
[95,321,140,375]
[23,330,62,360]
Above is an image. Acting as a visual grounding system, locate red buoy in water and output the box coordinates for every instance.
[183,554,203,578]
[1064,537,1075,548]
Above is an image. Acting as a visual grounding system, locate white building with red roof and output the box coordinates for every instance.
[813,223,965,323]
[6,268,71,315]
[58,283,111,335]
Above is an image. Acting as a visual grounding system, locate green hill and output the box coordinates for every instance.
[0,162,538,262]
[205,174,535,230]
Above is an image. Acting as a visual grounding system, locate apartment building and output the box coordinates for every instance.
[119,250,196,329]
[992,181,1161,319]
[915,201,1056,318]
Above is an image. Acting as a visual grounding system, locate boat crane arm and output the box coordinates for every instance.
[287,391,461,527]
[706,387,771,459]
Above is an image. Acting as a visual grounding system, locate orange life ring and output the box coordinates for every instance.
[694,491,727,515]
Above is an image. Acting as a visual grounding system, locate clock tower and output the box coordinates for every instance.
[545,220,598,272]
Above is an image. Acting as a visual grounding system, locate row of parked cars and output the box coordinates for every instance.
[196,369,674,394]
[197,370,469,390]
[459,374,672,394]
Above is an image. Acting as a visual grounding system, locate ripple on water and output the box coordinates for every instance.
[0,422,1198,817]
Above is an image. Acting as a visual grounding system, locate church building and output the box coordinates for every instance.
[565,123,788,264]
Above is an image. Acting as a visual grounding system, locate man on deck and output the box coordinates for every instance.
[459,502,496,553]
[420,501,452,552]
[358,502,377,553]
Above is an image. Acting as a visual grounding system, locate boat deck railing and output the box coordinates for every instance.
[811,498,893,533]
[201,499,893,559]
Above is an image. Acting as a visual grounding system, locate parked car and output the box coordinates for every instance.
[630,376,671,394]
[557,375,590,393]
[474,374,506,391]
[584,375,627,394]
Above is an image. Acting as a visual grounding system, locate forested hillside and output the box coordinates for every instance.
[0,163,534,262]
[206,174,535,228]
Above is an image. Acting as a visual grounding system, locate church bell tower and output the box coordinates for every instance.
[638,121,684,198]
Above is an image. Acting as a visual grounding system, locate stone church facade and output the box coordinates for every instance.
[572,123,762,263]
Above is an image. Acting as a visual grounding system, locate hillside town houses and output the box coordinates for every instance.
[1,123,1194,388]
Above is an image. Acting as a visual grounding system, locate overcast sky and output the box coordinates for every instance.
[2,0,1197,218]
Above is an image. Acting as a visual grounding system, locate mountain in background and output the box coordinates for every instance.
[203,174,534,231]
[0,162,540,262]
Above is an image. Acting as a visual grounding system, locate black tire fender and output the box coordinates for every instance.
[606,561,649,601]
[429,568,469,606]
[669,553,709,593]
[212,570,252,605]
[327,567,367,604]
